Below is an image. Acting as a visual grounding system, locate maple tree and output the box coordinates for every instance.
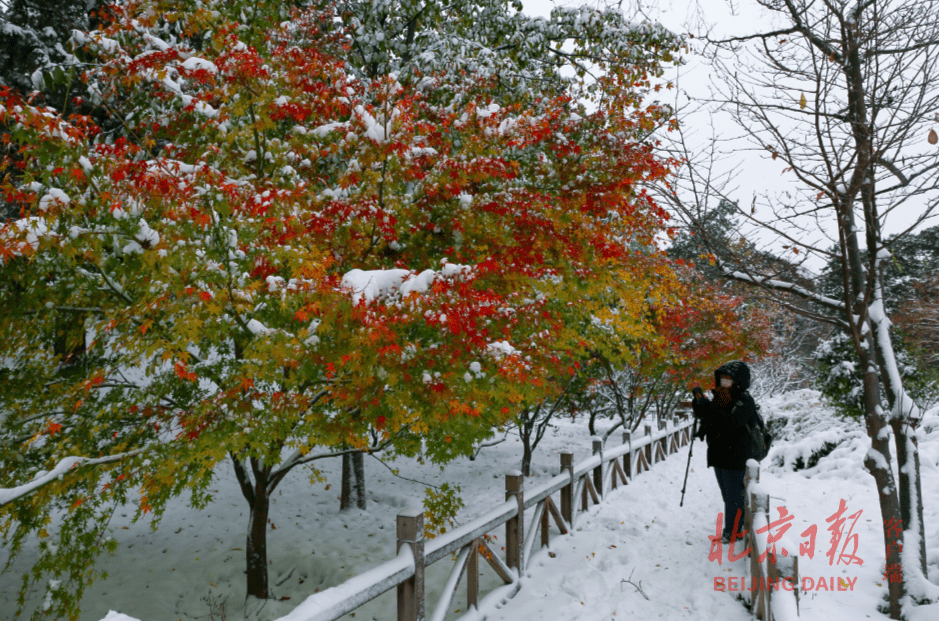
[502,253,774,476]
[583,260,773,437]
[0,0,691,615]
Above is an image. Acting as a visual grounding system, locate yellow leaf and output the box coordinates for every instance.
[799,94,807,110]
[929,129,938,145]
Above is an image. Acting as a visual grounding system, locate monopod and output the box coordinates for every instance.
[680,388,704,507]
[679,417,697,507]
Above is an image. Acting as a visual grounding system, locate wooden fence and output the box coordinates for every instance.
[274,413,695,621]
[743,460,800,620]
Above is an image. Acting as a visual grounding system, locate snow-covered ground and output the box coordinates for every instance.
[489,389,939,621]
[2,389,938,621]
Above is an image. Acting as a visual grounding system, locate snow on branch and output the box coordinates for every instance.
[341,263,474,306]
[0,449,146,507]
[723,268,845,311]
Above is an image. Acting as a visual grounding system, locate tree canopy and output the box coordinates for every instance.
[0,0,709,615]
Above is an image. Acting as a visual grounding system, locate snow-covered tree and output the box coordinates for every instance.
[0,0,684,615]
[663,0,939,615]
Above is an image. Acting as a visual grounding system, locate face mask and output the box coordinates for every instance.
[720,378,733,388]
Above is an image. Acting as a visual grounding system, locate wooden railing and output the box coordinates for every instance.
[275,414,695,621]
[744,461,800,620]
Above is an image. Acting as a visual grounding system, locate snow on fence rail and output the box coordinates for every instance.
[275,411,696,621]
[744,460,800,621]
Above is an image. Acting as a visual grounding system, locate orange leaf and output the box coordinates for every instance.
[174,361,197,382]
[46,422,63,435]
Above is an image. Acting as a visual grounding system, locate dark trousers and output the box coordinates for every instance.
[714,467,746,536]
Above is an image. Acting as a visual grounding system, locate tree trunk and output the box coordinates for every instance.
[521,435,533,477]
[892,422,928,576]
[341,452,354,511]
[341,451,367,510]
[842,153,908,617]
[353,451,366,510]
[231,453,272,601]
[859,357,904,618]
[245,484,271,600]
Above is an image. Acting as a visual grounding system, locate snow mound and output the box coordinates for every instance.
[98,612,141,621]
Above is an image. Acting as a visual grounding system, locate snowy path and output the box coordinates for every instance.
[483,412,939,621]
[485,441,753,621]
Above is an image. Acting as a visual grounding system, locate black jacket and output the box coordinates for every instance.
[692,361,759,470]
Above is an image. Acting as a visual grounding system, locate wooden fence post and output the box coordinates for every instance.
[644,424,653,465]
[592,437,603,498]
[397,508,425,621]
[560,451,574,526]
[467,539,479,611]
[745,462,770,620]
[755,490,770,619]
[657,418,667,457]
[622,431,632,479]
[541,499,550,549]
[505,471,524,573]
[793,554,800,615]
[667,414,675,453]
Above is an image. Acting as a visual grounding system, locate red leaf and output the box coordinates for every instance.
[174,361,197,382]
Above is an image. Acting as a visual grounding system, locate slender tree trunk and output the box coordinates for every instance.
[520,415,534,477]
[518,403,544,477]
[892,423,928,575]
[520,436,533,477]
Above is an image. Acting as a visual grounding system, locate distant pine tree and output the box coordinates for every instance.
[0,0,104,95]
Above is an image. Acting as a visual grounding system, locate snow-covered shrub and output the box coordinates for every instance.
[813,330,937,423]
[760,389,867,476]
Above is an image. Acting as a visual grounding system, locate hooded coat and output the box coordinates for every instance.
[691,361,759,470]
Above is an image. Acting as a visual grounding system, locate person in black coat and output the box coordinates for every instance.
[692,360,759,543]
